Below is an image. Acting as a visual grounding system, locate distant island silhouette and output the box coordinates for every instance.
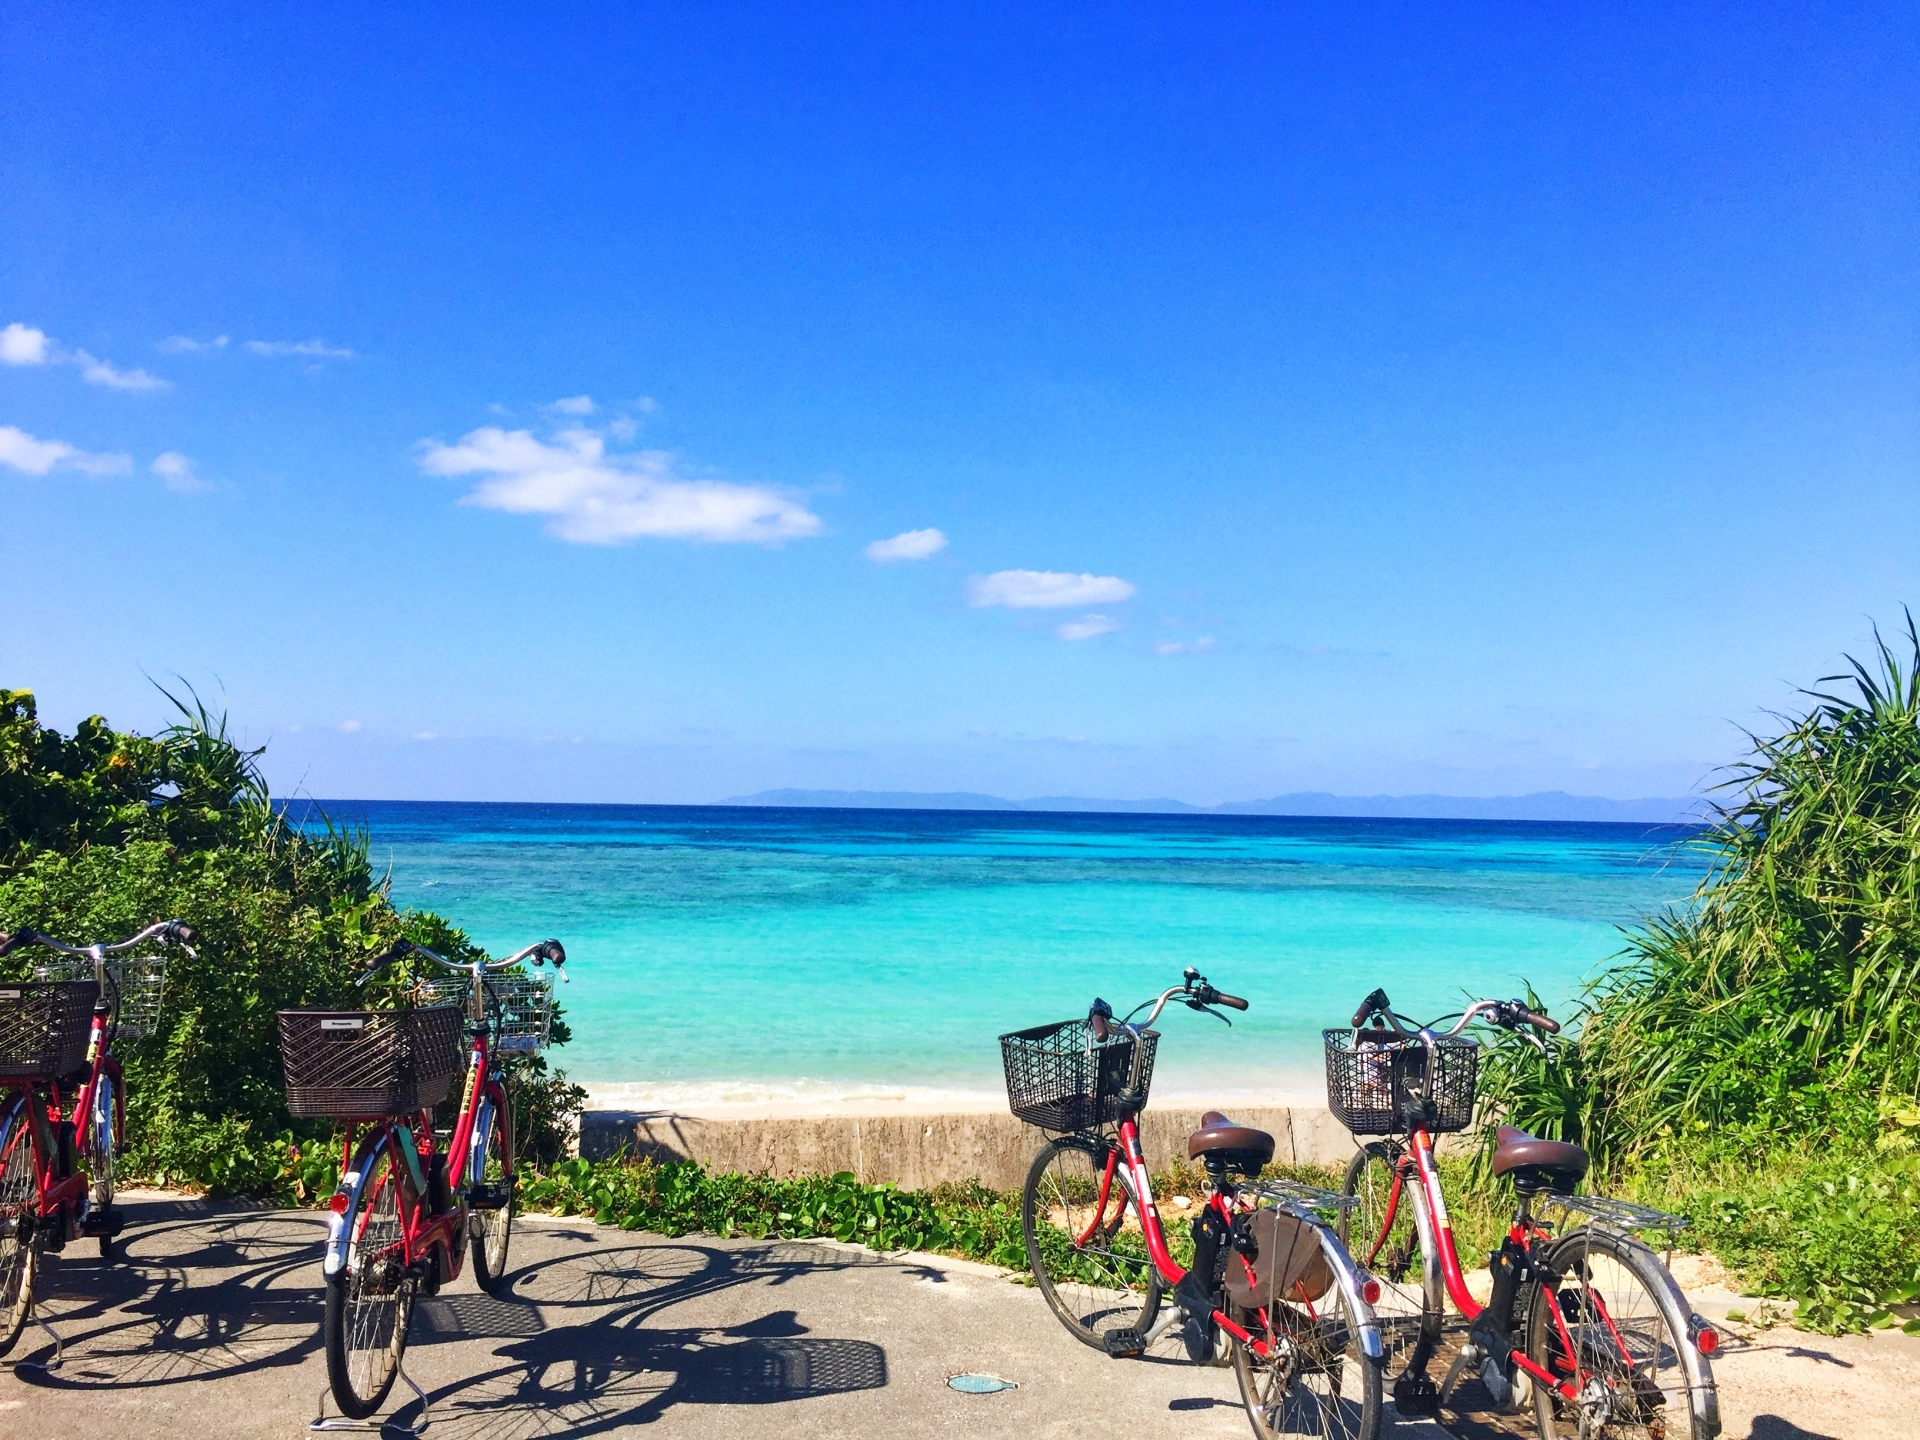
[721,789,1707,824]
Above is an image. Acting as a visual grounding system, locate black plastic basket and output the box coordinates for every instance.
[278,1006,464,1119]
[1000,1019,1159,1132]
[1324,1028,1479,1136]
[0,981,97,1080]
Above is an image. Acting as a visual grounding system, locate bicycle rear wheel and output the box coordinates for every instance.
[1233,1276,1383,1440]
[1022,1136,1163,1348]
[1339,1141,1439,1384]
[324,1138,418,1419]
[0,1097,40,1357]
[1524,1225,1718,1439]
[467,1093,515,1292]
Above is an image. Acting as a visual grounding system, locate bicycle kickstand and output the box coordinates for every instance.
[310,1368,432,1436]
[13,1313,64,1372]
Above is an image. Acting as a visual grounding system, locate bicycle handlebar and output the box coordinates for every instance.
[0,919,198,960]
[357,937,571,987]
[1348,990,1558,1040]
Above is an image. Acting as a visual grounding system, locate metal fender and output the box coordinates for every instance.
[323,1135,388,1278]
[1311,1217,1386,1361]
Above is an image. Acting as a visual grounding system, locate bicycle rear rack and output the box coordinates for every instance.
[1539,1192,1689,1237]
[1249,1179,1359,1218]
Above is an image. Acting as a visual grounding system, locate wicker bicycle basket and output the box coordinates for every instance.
[1323,1028,1479,1136]
[0,981,97,1080]
[33,955,167,1043]
[278,1005,464,1119]
[412,969,555,1054]
[1000,1019,1159,1133]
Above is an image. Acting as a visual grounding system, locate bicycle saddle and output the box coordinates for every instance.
[1187,1111,1276,1175]
[1491,1124,1589,1191]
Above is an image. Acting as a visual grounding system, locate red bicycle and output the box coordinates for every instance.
[1006,968,1387,1440]
[1332,988,1721,1438]
[279,935,566,1425]
[0,919,195,1363]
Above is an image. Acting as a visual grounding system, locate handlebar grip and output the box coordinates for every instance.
[541,939,566,966]
[1523,1009,1560,1035]
[1213,991,1249,1011]
[166,921,198,946]
[0,931,15,958]
[1352,987,1390,1027]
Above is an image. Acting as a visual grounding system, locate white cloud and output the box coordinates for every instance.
[413,731,439,741]
[338,719,363,733]
[418,425,823,545]
[1155,637,1218,656]
[152,451,211,494]
[547,394,595,415]
[1,323,50,365]
[75,350,170,391]
[865,528,948,563]
[633,395,660,414]
[158,334,229,355]
[246,339,355,359]
[966,569,1138,610]
[0,425,132,476]
[1057,614,1122,642]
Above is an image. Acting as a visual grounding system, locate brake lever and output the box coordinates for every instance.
[1184,999,1232,1026]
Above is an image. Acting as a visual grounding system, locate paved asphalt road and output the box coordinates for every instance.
[1,1190,1451,1440]
[10,1190,1900,1439]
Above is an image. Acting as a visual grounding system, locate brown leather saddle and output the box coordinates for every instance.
[1491,1124,1589,1193]
[1187,1110,1276,1176]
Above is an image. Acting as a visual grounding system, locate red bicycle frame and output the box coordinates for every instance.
[1368,1126,1609,1403]
[327,1021,510,1287]
[2,1000,126,1248]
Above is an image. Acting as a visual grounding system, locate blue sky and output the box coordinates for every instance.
[3,4,1915,806]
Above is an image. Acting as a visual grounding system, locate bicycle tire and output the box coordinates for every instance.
[324,1137,418,1419]
[1232,1272,1383,1440]
[1022,1136,1163,1348]
[1339,1141,1441,1382]
[1523,1224,1719,1440]
[0,1097,40,1357]
[87,1073,116,1260]
[467,1093,515,1292]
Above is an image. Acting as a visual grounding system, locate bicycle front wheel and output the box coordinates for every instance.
[324,1138,418,1419]
[467,1093,515,1292]
[0,1097,39,1357]
[1339,1141,1439,1382]
[86,1073,116,1259]
[1022,1136,1163,1348]
[1525,1225,1718,1440]
[1233,1274,1383,1440]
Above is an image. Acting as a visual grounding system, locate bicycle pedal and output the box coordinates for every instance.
[467,1181,512,1210]
[1393,1374,1440,1417]
[1102,1327,1146,1358]
[79,1207,125,1238]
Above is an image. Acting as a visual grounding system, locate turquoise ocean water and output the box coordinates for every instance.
[312,802,1706,1106]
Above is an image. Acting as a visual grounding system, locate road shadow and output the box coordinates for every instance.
[10,1203,326,1388]
[410,1240,892,1439]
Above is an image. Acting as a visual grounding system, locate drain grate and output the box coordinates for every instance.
[948,1373,1018,1394]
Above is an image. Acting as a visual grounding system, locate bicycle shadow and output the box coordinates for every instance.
[402,1238,893,1438]
[9,1200,328,1388]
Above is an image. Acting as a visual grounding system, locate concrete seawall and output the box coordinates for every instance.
[578,1105,1362,1190]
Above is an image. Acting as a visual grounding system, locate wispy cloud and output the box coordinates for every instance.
[1,323,50,366]
[865,528,948,563]
[1156,637,1217,656]
[0,425,132,477]
[75,350,170,391]
[158,334,229,355]
[966,569,1137,609]
[246,339,355,359]
[418,425,822,545]
[546,394,595,415]
[3,322,168,389]
[152,451,211,494]
[1057,614,1122,641]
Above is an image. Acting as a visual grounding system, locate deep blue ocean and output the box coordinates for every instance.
[306,802,1707,1106]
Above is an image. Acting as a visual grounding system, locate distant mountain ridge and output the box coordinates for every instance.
[723,788,1709,824]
